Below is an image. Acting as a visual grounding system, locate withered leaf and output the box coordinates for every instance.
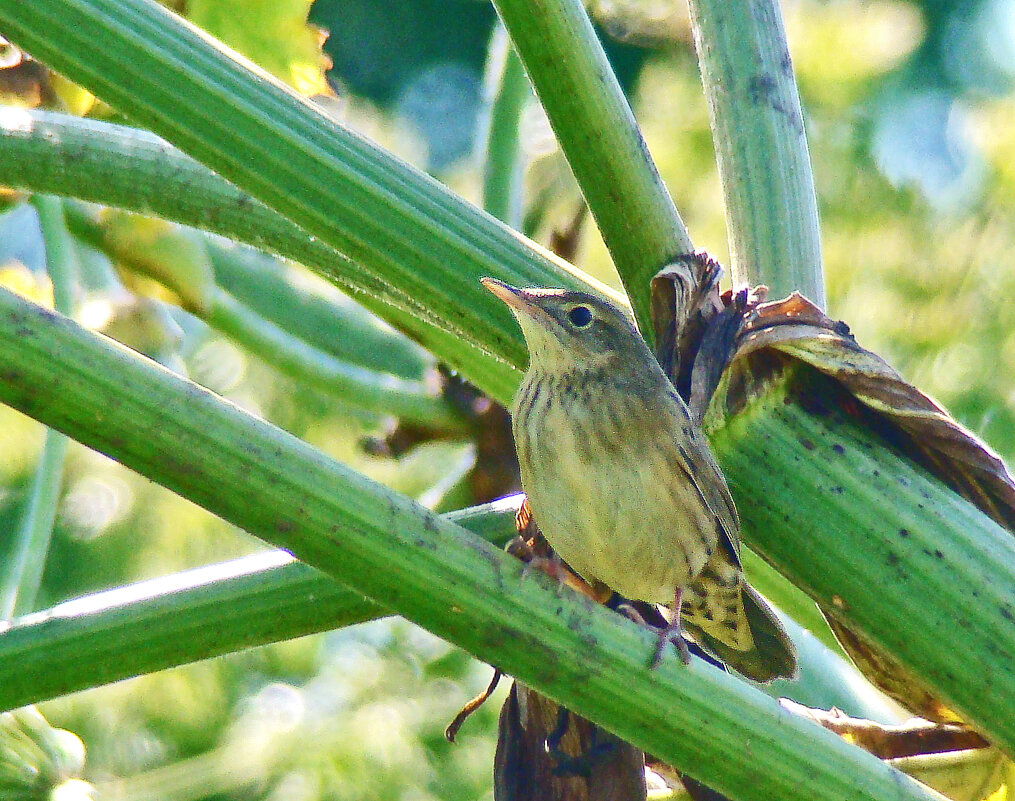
[729,292,1015,532]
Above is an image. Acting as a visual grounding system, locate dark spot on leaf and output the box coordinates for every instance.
[899,528,910,537]
[748,74,777,103]
[1000,605,1013,622]
[832,320,853,338]
[829,486,843,495]
[832,444,845,455]
[800,438,815,451]
[886,552,899,566]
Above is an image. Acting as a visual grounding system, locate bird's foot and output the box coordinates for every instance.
[614,601,648,626]
[650,587,691,669]
[522,552,568,594]
[651,626,692,669]
[507,536,569,594]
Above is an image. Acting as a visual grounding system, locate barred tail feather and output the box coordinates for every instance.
[686,585,797,683]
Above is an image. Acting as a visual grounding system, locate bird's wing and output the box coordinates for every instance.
[663,392,743,568]
[691,427,743,568]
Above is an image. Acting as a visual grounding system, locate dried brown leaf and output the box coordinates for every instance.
[781,700,1002,801]
[733,293,1015,532]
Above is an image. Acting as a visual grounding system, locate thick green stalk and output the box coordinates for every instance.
[0,196,76,620]
[59,206,461,426]
[480,27,529,229]
[0,533,899,726]
[0,2,623,376]
[711,376,1015,750]
[206,290,466,430]
[66,203,433,382]
[0,110,521,402]
[0,288,942,801]
[0,501,518,712]
[687,0,825,305]
[492,0,692,332]
[201,241,432,382]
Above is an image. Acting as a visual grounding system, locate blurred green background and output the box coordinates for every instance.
[1,0,1014,797]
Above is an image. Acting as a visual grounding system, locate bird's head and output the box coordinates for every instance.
[482,278,650,374]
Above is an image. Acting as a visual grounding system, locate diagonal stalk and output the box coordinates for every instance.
[0,501,519,712]
[0,108,536,403]
[0,0,621,380]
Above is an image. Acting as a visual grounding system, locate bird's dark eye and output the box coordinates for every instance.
[567,305,593,328]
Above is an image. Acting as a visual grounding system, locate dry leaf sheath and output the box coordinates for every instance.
[483,278,796,681]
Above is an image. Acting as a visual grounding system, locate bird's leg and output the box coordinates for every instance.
[506,535,570,593]
[613,602,648,626]
[651,587,691,668]
[521,550,569,593]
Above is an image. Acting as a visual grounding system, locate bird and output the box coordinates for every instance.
[482,277,797,682]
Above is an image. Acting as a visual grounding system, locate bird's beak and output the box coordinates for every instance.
[481,278,558,336]
[481,277,529,312]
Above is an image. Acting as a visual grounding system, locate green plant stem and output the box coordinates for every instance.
[66,202,433,382]
[686,0,825,305]
[0,486,894,721]
[206,289,465,430]
[0,2,623,379]
[481,27,529,229]
[0,110,525,402]
[0,196,77,621]
[202,241,432,382]
[710,374,1015,751]
[492,0,692,334]
[59,206,462,427]
[0,288,945,801]
[0,430,69,621]
[34,196,79,315]
[0,501,519,711]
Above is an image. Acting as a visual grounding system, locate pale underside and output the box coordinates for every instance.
[513,370,754,651]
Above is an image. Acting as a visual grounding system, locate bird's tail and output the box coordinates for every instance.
[686,585,797,683]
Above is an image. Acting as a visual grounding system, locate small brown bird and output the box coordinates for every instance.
[483,278,796,682]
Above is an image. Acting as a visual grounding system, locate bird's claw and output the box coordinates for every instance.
[614,602,648,626]
[651,628,692,669]
[521,551,568,594]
